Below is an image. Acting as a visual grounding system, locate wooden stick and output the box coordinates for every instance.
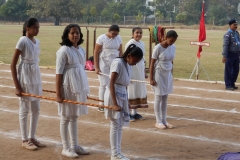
[21,92,115,110]
[42,89,104,102]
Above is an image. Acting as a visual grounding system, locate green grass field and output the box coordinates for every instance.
[0,24,239,82]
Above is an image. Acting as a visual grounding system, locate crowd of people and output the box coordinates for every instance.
[10,17,239,160]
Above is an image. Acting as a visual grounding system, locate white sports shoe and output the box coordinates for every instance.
[75,145,90,155]
[61,149,79,158]
[111,153,130,160]
[22,141,38,150]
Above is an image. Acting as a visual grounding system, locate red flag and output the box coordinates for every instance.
[197,1,206,58]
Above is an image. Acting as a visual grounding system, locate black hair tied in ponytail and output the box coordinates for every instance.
[121,44,143,60]
[22,18,38,36]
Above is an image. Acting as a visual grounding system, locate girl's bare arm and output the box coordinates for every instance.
[56,74,63,103]
[149,58,157,86]
[10,49,22,96]
[93,43,102,74]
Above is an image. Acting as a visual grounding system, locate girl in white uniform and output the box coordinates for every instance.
[56,24,90,158]
[125,27,148,121]
[104,44,143,160]
[94,25,123,112]
[149,30,178,129]
[11,18,46,150]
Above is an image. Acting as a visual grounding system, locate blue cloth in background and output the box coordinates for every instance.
[217,152,240,160]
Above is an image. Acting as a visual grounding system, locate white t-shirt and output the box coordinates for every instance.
[15,36,42,101]
[16,36,40,62]
[109,58,131,87]
[96,34,122,50]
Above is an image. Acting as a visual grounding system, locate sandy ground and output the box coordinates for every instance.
[0,64,240,160]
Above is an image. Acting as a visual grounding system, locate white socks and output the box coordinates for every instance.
[99,85,106,105]
[153,95,168,125]
[110,117,123,156]
[60,116,78,150]
[19,100,40,140]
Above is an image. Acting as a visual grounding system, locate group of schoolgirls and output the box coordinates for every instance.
[11,17,178,160]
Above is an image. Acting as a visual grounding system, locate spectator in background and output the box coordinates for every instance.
[222,19,240,90]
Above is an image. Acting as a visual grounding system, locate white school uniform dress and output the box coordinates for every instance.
[104,58,131,126]
[152,44,176,96]
[56,46,90,117]
[16,36,42,101]
[96,34,122,85]
[125,39,148,107]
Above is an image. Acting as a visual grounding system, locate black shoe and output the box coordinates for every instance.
[226,87,234,91]
[233,85,238,89]
[133,113,145,120]
[129,115,135,122]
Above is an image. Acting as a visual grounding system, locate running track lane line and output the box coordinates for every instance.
[0,85,239,115]
[0,82,239,103]
[1,107,240,142]
[0,95,240,128]
[1,70,240,94]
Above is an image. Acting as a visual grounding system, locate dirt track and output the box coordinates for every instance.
[0,64,240,160]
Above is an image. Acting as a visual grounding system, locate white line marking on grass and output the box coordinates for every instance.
[0,108,240,147]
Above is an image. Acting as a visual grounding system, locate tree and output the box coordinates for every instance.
[89,6,97,17]
[27,0,83,25]
[113,13,121,23]
[207,0,239,26]
[135,11,143,24]
[0,0,29,23]
[184,0,203,25]
[0,0,5,6]
[155,10,164,20]
[207,5,226,26]
[176,12,187,24]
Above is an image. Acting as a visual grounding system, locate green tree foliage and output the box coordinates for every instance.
[27,0,83,25]
[135,11,143,24]
[176,12,187,24]
[0,0,29,22]
[155,10,164,20]
[89,6,97,17]
[113,13,121,23]
[183,0,203,25]
[0,0,239,25]
[207,0,239,26]
[155,0,177,18]
[0,0,5,6]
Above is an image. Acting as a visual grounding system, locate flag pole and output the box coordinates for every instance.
[196,0,205,80]
[190,0,206,80]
